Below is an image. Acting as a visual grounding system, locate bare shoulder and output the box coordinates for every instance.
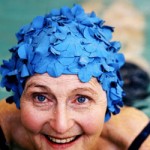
[0,99,21,130]
[100,107,150,150]
[0,99,33,149]
[0,99,17,122]
[114,106,149,121]
[0,99,13,121]
[107,107,149,132]
[0,99,19,141]
[117,107,150,150]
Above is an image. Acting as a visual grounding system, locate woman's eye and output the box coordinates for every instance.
[77,96,88,104]
[36,95,46,102]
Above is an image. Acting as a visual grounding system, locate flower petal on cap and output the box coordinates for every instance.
[21,64,29,77]
[32,16,44,29]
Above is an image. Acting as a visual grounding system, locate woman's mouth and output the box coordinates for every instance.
[45,134,81,144]
[49,136,76,144]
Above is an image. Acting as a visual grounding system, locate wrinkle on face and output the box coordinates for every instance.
[23,73,107,105]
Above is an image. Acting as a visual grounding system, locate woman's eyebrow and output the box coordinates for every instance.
[72,87,98,95]
[25,82,51,92]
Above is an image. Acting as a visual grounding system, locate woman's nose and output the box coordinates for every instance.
[49,104,74,134]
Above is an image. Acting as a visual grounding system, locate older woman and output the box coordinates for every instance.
[0,4,149,150]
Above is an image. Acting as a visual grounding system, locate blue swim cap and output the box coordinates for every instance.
[0,4,125,121]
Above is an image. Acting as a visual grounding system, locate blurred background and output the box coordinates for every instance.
[0,0,150,99]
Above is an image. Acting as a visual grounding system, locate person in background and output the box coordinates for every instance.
[120,61,150,117]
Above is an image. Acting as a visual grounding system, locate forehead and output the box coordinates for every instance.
[25,73,102,92]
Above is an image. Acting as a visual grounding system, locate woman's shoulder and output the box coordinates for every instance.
[0,99,17,121]
[99,107,150,150]
[0,99,22,141]
[118,107,150,150]
[0,99,10,123]
[0,99,33,149]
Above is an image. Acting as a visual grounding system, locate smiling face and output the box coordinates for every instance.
[20,73,107,150]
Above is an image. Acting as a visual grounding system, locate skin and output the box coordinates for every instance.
[20,73,107,150]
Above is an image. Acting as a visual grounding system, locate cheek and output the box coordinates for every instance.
[79,107,106,136]
[21,106,46,133]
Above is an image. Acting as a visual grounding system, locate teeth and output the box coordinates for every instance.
[49,136,76,144]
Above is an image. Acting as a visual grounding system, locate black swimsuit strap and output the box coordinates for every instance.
[0,127,9,150]
[128,121,150,150]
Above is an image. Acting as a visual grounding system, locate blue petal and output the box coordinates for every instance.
[49,35,57,44]
[83,27,93,40]
[13,94,20,108]
[110,41,121,52]
[110,88,119,100]
[32,16,44,29]
[54,61,64,77]
[116,53,125,68]
[88,62,102,77]
[102,59,114,72]
[50,9,61,16]
[100,74,109,91]
[58,57,75,65]
[112,106,120,114]
[61,6,73,19]
[8,70,18,76]
[54,32,67,40]
[34,61,47,74]
[18,24,31,34]
[31,53,42,65]
[2,60,14,70]
[53,40,69,52]
[18,44,28,59]
[21,64,29,77]
[27,49,34,63]
[89,45,108,58]
[71,4,84,17]
[84,43,97,53]
[35,35,50,54]
[26,63,34,75]
[67,24,81,37]
[89,15,102,25]
[76,24,85,37]
[116,84,123,97]
[47,61,64,77]
[61,45,75,57]
[78,67,92,82]
[101,26,114,41]
[74,44,84,56]
[16,60,24,72]
[34,64,47,74]
[46,27,57,35]
[50,47,61,55]
[68,63,81,74]
[105,110,111,122]
[1,68,9,77]
[34,56,55,74]
[79,56,89,66]
[9,46,18,52]
[81,17,93,26]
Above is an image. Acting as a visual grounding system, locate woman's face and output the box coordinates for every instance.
[20,73,107,150]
